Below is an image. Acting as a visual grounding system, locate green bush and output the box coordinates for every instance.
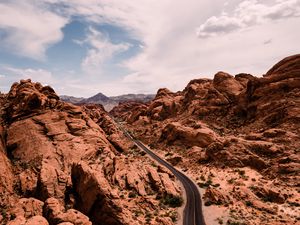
[160,194,183,207]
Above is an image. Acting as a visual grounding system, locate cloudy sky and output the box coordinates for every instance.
[0,0,299,97]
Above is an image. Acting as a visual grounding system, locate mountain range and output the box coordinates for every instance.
[60,93,155,111]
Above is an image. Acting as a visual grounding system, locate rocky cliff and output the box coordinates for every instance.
[111,55,300,225]
[0,80,182,225]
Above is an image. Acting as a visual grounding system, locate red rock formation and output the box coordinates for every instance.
[0,79,182,225]
[112,55,300,224]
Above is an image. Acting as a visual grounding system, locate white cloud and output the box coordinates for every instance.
[78,27,130,74]
[0,0,68,60]
[197,0,300,37]
[39,0,300,96]
[5,67,56,85]
[1,0,300,97]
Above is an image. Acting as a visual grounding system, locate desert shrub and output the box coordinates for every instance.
[160,194,183,207]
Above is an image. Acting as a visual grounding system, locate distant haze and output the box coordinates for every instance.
[60,93,155,111]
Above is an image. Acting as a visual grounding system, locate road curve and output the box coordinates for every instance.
[120,128,206,225]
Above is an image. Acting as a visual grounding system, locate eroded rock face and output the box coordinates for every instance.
[160,122,219,148]
[44,197,91,225]
[4,80,59,121]
[113,55,300,178]
[112,55,300,224]
[203,188,231,206]
[0,125,15,209]
[0,80,182,225]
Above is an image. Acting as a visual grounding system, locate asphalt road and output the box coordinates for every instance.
[121,128,206,225]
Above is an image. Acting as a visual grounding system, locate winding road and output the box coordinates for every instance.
[120,127,206,225]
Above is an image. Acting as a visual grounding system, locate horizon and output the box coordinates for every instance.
[60,91,156,99]
[0,0,300,97]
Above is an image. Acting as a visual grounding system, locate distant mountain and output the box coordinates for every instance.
[59,95,85,104]
[110,94,155,103]
[82,92,110,104]
[60,93,155,111]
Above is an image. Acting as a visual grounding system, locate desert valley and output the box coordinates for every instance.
[0,54,299,225]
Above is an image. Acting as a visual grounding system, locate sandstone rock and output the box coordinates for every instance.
[108,133,134,153]
[147,166,163,192]
[6,118,58,167]
[247,141,282,156]
[43,197,91,225]
[19,170,38,196]
[159,173,179,197]
[262,129,286,138]
[213,72,244,98]
[155,217,173,225]
[4,79,60,121]
[108,54,300,224]
[166,156,183,166]
[1,80,182,225]
[25,216,49,225]
[265,54,300,77]
[11,198,44,219]
[203,187,230,205]
[278,162,300,174]
[110,101,147,123]
[43,198,65,222]
[147,89,180,120]
[160,122,218,148]
[38,161,68,201]
[7,216,26,225]
[235,187,277,214]
[0,126,14,207]
[112,157,147,196]
[56,209,91,225]
[71,162,122,224]
[250,186,285,204]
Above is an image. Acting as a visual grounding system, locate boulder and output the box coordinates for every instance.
[25,216,49,225]
[71,162,122,224]
[43,197,91,225]
[250,186,285,204]
[38,161,68,201]
[160,122,218,148]
[213,72,244,98]
[204,187,230,205]
[11,198,44,219]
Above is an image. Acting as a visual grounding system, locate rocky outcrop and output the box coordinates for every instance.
[4,80,59,122]
[110,101,148,123]
[71,162,122,225]
[213,72,244,99]
[7,198,47,225]
[203,188,231,205]
[113,55,300,178]
[0,125,15,209]
[265,54,300,77]
[43,197,92,225]
[111,55,300,224]
[160,122,219,148]
[0,80,181,225]
[82,104,135,153]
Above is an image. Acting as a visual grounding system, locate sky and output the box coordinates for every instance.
[0,0,299,97]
